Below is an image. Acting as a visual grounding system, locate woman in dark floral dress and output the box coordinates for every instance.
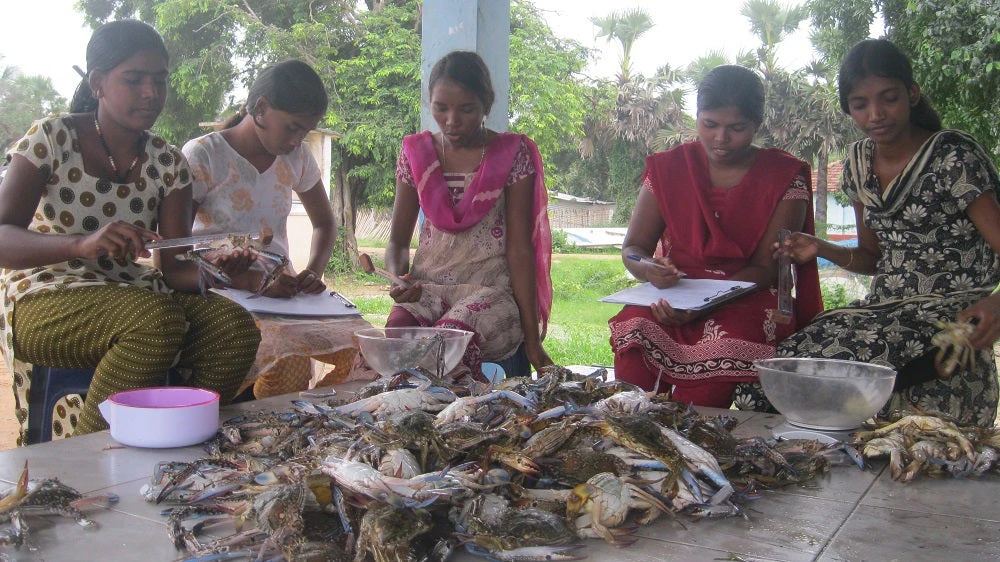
[775,39,1000,427]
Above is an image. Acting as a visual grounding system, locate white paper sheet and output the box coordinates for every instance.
[600,279,757,311]
[212,288,362,317]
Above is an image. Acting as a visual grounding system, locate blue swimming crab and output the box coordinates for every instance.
[0,462,118,549]
[176,228,290,297]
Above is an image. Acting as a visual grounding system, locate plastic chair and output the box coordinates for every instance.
[26,366,96,445]
[481,362,505,383]
[26,366,181,445]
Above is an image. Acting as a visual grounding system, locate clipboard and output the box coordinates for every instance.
[600,279,757,311]
[211,288,362,317]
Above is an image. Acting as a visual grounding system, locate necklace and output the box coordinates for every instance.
[93,113,143,183]
[439,128,488,172]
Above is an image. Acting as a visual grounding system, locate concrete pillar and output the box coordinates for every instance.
[420,0,510,133]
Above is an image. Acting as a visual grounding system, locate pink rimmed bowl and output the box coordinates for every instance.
[98,387,219,448]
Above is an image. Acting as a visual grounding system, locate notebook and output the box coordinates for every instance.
[600,279,757,311]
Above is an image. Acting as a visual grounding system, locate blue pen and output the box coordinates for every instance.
[627,254,686,276]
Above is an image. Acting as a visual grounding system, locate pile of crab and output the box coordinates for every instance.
[144,366,864,561]
[852,412,1000,483]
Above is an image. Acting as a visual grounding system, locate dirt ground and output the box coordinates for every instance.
[0,361,21,450]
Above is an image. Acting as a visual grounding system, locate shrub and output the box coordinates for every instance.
[821,281,852,310]
[551,229,573,253]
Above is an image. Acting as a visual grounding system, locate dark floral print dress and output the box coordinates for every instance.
[772,130,1000,426]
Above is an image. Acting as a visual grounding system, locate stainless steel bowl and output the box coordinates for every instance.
[755,358,897,431]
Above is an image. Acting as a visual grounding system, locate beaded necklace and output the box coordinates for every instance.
[93,113,144,183]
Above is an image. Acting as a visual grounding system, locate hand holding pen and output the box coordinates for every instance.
[627,253,685,289]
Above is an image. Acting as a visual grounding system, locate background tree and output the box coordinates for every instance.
[882,0,1000,159]
[508,0,590,195]
[0,62,66,151]
[571,9,686,222]
[807,0,876,64]
[740,0,809,77]
[734,0,857,235]
[590,8,654,85]
[808,0,1000,163]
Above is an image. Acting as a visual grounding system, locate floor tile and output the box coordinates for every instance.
[817,504,1000,562]
[0,504,181,561]
[633,490,854,561]
[861,469,1000,520]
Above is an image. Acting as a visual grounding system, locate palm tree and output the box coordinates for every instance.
[590,8,654,85]
[740,0,809,77]
[737,0,855,234]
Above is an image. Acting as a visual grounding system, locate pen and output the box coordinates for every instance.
[329,291,357,308]
[627,254,686,276]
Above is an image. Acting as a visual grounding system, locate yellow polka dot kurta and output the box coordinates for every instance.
[0,115,259,443]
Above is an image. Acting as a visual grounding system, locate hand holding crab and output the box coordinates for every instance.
[932,294,1000,378]
[176,229,291,297]
[955,293,1000,349]
[295,268,326,294]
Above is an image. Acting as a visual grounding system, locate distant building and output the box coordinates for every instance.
[548,192,615,228]
[811,160,856,240]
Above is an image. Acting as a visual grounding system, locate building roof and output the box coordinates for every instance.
[811,160,844,191]
[550,192,614,205]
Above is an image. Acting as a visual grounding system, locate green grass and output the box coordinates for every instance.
[547,255,632,366]
[340,254,632,367]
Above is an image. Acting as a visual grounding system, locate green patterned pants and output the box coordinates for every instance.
[13,286,260,434]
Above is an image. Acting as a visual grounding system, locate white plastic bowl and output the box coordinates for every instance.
[354,327,473,378]
[98,387,220,448]
[755,358,896,431]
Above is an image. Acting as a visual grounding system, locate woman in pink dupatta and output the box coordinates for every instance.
[385,51,553,377]
[609,65,823,408]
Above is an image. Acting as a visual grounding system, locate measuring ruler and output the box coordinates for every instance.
[776,229,794,323]
[145,231,260,250]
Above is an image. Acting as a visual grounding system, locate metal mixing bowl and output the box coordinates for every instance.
[354,327,473,378]
[754,358,897,431]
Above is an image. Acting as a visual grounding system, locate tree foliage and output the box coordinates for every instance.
[570,9,687,217]
[882,0,1000,156]
[590,8,654,84]
[0,63,67,151]
[508,0,589,194]
[328,1,421,208]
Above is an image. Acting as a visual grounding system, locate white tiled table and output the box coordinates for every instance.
[0,393,997,561]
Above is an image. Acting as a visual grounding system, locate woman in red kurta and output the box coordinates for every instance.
[609,65,822,408]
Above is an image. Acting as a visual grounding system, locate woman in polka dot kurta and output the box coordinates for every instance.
[0,21,260,443]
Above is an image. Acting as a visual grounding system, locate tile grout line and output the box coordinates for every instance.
[811,463,887,561]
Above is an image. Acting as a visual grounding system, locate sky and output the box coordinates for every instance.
[0,0,819,100]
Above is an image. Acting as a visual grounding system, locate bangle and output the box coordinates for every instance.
[843,249,854,270]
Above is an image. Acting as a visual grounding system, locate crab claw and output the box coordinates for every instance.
[0,461,29,513]
[485,446,541,475]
